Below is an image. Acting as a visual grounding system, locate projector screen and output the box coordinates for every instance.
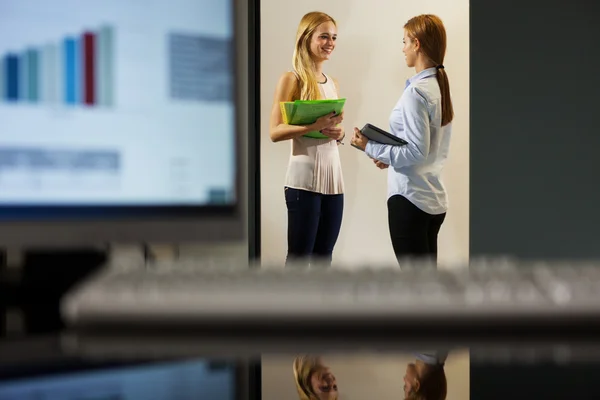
[0,0,236,210]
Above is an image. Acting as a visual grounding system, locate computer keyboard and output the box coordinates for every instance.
[61,257,600,330]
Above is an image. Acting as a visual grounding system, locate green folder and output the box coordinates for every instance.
[280,98,346,139]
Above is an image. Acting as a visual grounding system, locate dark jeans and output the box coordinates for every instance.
[387,194,446,265]
[285,187,344,266]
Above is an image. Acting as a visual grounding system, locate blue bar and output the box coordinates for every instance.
[74,37,81,104]
[6,54,19,101]
[43,43,58,104]
[20,51,28,101]
[27,48,39,102]
[0,57,4,100]
[64,37,77,105]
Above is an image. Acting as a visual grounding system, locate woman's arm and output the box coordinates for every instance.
[269,72,324,142]
[364,87,431,168]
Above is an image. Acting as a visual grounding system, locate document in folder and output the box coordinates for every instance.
[280,98,346,139]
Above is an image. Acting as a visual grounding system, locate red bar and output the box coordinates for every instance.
[83,32,95,105]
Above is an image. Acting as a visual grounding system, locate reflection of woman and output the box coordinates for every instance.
[403,351,448,400]
[269,11,345,267]
[351,14,454,266]
[293,355,339,400]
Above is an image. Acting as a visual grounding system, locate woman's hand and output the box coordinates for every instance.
[310,112,344,132]
[373,159,389,169]
[320,126,345,141]
[350,127,369,151]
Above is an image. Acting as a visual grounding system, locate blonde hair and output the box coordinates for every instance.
[293,355,331,400]
[404,14,454,126]
[292,11,336,101]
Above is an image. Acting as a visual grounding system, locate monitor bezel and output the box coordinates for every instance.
[0,0,247,247]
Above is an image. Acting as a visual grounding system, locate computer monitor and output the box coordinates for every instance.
[0,0,247,247]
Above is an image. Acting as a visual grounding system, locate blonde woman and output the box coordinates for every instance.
[293,355,339,400]
[270,11,345,267]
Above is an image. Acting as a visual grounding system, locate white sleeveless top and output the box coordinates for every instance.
[283,73,345,195]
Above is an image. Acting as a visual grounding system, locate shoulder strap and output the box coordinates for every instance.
[323,74,338,97]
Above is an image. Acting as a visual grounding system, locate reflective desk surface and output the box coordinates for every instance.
[0,331,599,400]
[2,258,600,400]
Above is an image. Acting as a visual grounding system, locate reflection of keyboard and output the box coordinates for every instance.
[61,258,600,329]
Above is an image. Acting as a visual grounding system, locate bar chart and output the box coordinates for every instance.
[1,25,114,107]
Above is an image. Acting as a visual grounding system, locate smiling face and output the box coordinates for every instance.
[309,21,337,62]
[309,360,339,400]
[294,355,339,400]
[402,29,418,68]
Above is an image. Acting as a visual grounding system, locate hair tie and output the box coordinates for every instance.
[436,65,445,70]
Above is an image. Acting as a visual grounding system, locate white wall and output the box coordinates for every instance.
[260,1,469,269]
[262,351,470,400]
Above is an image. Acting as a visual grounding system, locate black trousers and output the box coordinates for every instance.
[284,187,344,267]
[387,194,446,265]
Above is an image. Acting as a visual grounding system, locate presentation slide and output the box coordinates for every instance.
[0,0,236,206]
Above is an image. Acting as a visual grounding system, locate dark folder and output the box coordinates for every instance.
[352,123,408,151]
